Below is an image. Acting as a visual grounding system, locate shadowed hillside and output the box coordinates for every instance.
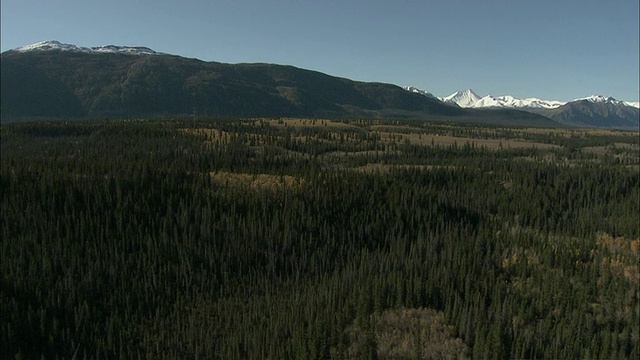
[0,50,558,127]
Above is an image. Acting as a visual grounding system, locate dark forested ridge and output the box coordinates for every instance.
[1,118,638,358]
[530,100,640,129]
[0,50,558,127]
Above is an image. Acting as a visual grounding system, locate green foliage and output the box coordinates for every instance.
[1,118,638,358]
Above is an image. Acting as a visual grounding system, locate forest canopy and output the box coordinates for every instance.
[1,117,638,358]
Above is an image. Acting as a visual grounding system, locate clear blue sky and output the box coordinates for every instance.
[2,0,638,101]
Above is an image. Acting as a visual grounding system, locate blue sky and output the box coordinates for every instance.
[2,0,638,101]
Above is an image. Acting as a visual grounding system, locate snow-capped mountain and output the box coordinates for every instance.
[440,89,482,108]
[439,89,565,109]
[575,95,640,109]
[13,40,162,56]
[472,94,566,109]
[407,86,639,110]
[406,86,639,128]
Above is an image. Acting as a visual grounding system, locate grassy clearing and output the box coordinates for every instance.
[377,132,559,150]
[179,119,636,168]
[348,308,469,359]
[264,118,362,130]
[209,171,303,191]
[595,233,640,284]
[511,127,639,137]
[352,163,457,173]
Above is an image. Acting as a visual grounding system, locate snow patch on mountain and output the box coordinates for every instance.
[624,101,640,109]
[92,45,160,55]
[575,95,640,109]
[14,41,91,53]
[472,94,566,109]
[13,40,162,56]
[403,86,437,99]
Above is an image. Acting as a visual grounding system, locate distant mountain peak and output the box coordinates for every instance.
[574,95,640,109]
[447,90,564,109]
[12,40,162,56]
[440,89,482,107]
[576,95,620,105]
[579,95,617,102]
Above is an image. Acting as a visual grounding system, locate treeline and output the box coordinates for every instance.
[1,118,638,358]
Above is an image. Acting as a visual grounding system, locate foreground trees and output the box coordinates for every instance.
[1,118,638,358]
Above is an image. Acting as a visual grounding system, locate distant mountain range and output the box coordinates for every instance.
[437,89,566,109]
[429,88,639,110]
[1,41,635,129]
[405,87,639,129]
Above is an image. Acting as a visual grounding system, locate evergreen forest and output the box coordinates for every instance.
[1,117,638,359]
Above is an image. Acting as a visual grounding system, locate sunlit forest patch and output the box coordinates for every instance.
[347,307,469,359]
[209,171,303,191]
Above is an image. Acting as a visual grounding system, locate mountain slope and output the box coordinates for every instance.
[1,42,560,127]
[534,99,640,129]
[1,46,464,121]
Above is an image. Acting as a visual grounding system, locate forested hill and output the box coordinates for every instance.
[0,49,556,126]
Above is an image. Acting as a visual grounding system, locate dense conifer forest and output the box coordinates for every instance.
[1,117,638,359]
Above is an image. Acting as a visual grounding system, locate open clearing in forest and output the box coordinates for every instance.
[263,118,363,131]
[516,127,639,137]
[376,132,560,150]
[209,171,303,191]
[181,118,637,157]
[352,163,457,173]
